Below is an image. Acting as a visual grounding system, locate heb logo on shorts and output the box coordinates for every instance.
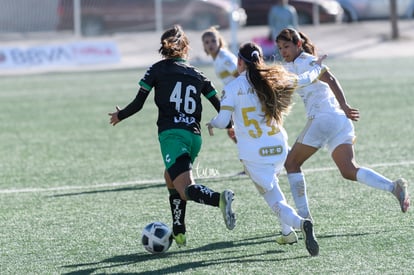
[259,146,283,157]
[0,41,120,69]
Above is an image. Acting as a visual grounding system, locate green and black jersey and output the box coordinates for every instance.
[119,58,220,135]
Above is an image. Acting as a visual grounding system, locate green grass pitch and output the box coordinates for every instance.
[0,57,413,274]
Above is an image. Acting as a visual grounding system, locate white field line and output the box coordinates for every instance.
[1,160,413,194]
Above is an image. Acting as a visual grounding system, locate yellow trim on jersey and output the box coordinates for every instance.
[219,71,231,79]
[220,105,234,112]
[320,67,328,78]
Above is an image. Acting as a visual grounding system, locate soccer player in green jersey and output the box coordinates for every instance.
[109,25,236,247]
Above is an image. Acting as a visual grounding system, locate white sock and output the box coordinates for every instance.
[356,167,394,192]
[263,186,302,230]
[279,221,294,235]
[287,172,310,218]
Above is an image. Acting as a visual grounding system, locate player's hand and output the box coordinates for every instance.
[342,104,360,121]
[206,123,214,136]
[227,128,237,143]
[316,54,327,66]
[108,106,121,126]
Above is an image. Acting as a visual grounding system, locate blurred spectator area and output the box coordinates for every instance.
[0,0,58,33]
[0,0,246,36]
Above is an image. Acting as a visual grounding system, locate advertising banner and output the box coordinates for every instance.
[0,41,120,69]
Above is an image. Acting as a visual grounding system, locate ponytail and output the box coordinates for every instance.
[238,42,295,124]
[276,28,317,55]
[158,25,189,59]
[298,31,316,55]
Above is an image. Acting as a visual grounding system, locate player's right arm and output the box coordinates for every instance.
[293,54,327,88]
[208,86,235,130]
[108,87,150,126]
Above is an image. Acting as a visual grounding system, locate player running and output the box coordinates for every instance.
[207,42,326,256]
[274,28,410,245]
[108,25,236,247]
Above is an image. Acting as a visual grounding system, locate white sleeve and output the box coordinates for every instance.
[223,57,237,75]
[209,109,233,129]
[209,86,235,129]
[295,64,327,88]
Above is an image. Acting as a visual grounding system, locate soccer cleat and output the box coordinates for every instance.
[276,231,298,245]
[392,178,410,213]
[304,214,314,223]
[219,189,236,230]
[301,219,319,256]
[173,233,186,248]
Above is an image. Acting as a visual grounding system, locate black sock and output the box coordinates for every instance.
[168,190,186,235]
[185,184,220,207]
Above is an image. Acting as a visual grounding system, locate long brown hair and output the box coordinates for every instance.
[238,42,295,125]
[158,25,189,59]
[276,28,316,55]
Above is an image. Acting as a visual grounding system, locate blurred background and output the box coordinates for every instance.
[0,0,413,73]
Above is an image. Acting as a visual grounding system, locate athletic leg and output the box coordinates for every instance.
[263,183,319,255]
[169,156,235,230]
[332,143,394,189]
[262,185,302,229]
[332,143,410,212]
[285,142,318,218]
[165,170,187,236]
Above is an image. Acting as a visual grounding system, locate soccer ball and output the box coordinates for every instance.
[141,222,173,254]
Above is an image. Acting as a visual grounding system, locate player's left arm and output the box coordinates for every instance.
[206,91,221,112]
[320,71,360,121]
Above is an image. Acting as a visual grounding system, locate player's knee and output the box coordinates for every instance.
[167,154,192,182]
[284,161,290,171]
[284,158,299,172]
[339,168,357,181]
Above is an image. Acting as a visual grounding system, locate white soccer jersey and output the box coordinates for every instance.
[284,52,343,118]
[214,48,238,85]
[210,71,289,165]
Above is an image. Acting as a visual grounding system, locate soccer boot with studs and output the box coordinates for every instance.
[392,178,410,213]
[219,189,236,230]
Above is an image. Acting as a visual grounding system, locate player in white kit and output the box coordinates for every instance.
[207,42,326,256]
[202,26,239,86]
[274,28,410,245]
[202,26,240,144]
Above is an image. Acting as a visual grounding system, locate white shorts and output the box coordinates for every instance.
[242,160,285,196]
[297,112,355,154]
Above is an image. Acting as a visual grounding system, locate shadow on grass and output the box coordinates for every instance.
[49,183,165,197]
[49,174,248,198]
[60,233,307,274]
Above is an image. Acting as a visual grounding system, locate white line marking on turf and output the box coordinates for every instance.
[1,160,413,194]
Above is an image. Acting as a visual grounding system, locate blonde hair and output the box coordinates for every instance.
[201,26,227,55]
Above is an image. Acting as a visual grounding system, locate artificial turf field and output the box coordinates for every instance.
[1,57,413,274]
